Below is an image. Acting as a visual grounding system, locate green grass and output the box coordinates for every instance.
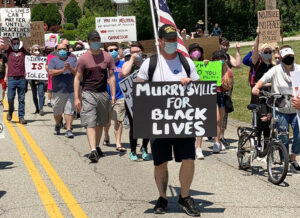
[227,40,300,123]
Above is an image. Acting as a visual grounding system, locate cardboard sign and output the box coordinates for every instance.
[119,71,138,116]
[23,22,45,50]
[194,61,222,86]
[72,50,87,59]
[45,33,59,48]
[290,71,300,130]
[133,81,217,138]
[0,8,31,38]
[95,16,137,43]
[258,10,281,44]
[140,37,220,60]
[25,56,48,80]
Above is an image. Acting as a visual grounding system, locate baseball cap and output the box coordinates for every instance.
[280,47,295,58]
[158,24,177,39]
[123,48,131,57]
[88,30,100,41]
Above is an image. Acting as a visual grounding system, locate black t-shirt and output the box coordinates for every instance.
[0,54,8,79]
[253,59,273,84]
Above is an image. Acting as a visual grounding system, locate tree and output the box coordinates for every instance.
[43,4,62,27]
[64,0,82,26]
[83,0,114,14]
[31,4,46,21]
[14,0,29,7]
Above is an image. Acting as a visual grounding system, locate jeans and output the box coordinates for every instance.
[7,77,26,118]
[276,111,300,155]
[29,80,45,111]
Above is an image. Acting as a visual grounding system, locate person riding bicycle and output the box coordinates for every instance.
[252,45,300,173]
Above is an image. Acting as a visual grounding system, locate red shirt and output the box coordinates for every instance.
[6,47,27,77]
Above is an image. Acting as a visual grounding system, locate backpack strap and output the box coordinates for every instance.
[148,54,158,82]
[178,52,191,77]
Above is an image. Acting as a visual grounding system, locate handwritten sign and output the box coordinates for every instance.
[258,10,281,44]
[23,22,45,50]
[45,33,59,48]
[95,16,137,43]
[119,71,138,116]
[72,50,87,59]
[194,61,222,86]
[0,8,31,38]
[25,56,48,80]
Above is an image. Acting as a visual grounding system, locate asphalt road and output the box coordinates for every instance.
[0,90,300,218]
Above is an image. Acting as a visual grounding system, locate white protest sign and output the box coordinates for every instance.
[290,71,300,130]
[95,16,137,43]
[119,70,138,116]
[45,33,59,48]
[0,8,31,38]
[25,56,48,80]
[72,50,87,59]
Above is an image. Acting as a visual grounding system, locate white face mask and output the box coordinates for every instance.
[33,51,40,56]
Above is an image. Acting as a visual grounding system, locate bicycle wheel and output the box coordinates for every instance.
[237,132,253,170]
[267,142,289,185]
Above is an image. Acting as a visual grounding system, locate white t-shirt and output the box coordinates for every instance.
[137,54,199,82]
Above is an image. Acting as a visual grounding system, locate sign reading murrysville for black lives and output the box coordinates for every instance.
[133,81,217,138]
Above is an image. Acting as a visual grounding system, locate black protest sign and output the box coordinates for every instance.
[0,8,31,38]
[133,81,217,138]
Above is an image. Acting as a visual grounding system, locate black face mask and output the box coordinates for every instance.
[282,56,294,65]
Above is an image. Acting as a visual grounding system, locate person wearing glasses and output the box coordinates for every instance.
[48,43,77,138]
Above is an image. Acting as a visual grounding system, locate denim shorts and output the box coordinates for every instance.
[217,92,225,108]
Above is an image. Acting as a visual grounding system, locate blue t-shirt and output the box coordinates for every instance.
[107,60,125,100]
[48,56,77,93]
[213,27,222,36]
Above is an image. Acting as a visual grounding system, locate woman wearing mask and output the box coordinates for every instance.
[29,44,46,115]
[211,50,234,153]
[189,43,205,159]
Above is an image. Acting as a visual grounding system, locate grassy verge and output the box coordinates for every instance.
[227,40,300,123]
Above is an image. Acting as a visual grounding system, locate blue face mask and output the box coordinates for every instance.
[13,44,20,51]
[91,42,101,51]
[110,50,119,59]
[58,50,67,58]
[136,53,142,61]
[164,42,178,54]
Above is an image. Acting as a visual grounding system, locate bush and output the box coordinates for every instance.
[64,0,82,26]
[61,29,77,41]
[44,4,62,27]
[63,23,75,30]
[31,4,46,21]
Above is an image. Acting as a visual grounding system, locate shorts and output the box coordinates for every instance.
[81,91,110,128]
[111,98,125,122]
[150,138,196,166]
[217,92,225,108]
[0,78,7,90]
[52,92,74,115]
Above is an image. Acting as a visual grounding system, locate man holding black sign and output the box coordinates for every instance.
[137,24,201,216]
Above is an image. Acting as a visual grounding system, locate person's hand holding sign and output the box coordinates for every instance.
[180,77,193,86]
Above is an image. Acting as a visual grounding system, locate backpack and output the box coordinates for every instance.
[148,52,191,81]
[249,58,262,88]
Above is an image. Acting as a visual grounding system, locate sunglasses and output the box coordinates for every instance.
[58,48,67,51]
[109,49,118,52]
[264,51,272,54]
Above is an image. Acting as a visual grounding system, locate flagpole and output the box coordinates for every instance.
[149,0,164,81]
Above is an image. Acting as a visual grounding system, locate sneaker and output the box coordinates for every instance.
[6,112,12,121]
[65,130,74,138]
[141,147,151,161]
[290,160,300,173]
[212,142,221,153]
[196,148,204,160]
[88,150,99,163]
[96,147,104,157]
[129,152,138,161]
[153,197,168,214]
[47,102,52,108]
[220,137,229,148]
[53,125,61,135]
[220,141,226,151]
[178,195,200,217]
[39,110,44,116]
[19,118,27,125]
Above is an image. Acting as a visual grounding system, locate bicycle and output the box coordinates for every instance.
[237,90,289,185]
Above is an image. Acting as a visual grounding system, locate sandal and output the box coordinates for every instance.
[116,147,126,152]
[103,139,110,146]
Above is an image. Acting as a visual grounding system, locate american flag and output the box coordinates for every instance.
[0,37,4,48]
[154,0,189,57]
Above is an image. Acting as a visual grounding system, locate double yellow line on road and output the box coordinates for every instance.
[3,100,87,218]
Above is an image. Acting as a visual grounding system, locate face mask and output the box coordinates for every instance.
[136,53,142,61]
[164,42,178,54]
[13,44,20,51]
[275,58,280,65]
[110,50,119,59]
[282,56,294,65]
[33,51,40,56]
[190,50,201,59]
[91,42,101,51]
[260,53,272,60]
[58,50,67,58]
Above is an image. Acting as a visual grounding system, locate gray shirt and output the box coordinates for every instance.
[260,63,300,114]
